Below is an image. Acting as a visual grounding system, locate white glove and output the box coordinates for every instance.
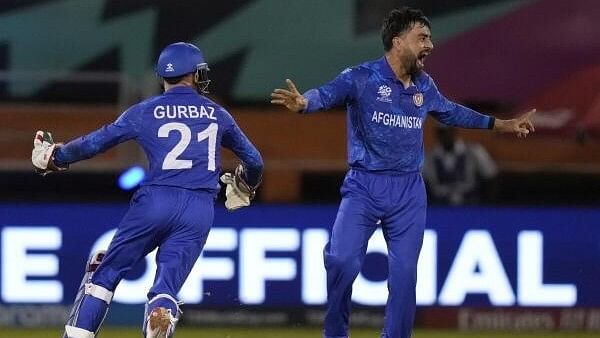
[31,130,65,175]
[219,172,251,211]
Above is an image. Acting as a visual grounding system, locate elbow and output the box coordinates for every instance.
[243,152,264,174]
[253,153,264,173]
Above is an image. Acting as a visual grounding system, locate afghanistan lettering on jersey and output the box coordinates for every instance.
[371,111,423,129]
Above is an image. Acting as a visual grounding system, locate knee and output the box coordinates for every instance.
[325,252,362,275]
[388,261,417,284]
[85,283,114,305]
[90,268,119,293]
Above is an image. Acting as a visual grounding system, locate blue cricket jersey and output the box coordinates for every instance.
[303,57,493,172]
[54,86,263,194]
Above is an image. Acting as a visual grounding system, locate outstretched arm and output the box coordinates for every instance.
[54,106,141,167]
[271,68,360,113]
[428,79,535,137]
[53,106,140,167]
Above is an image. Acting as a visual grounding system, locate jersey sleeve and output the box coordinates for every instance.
[427,79,494,129]
[221,109,263,186]
[53,104,142,166]
[303,67,363,113]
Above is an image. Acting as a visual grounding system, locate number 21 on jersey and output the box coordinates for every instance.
[158,122,217,171]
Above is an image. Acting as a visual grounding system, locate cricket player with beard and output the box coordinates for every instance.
[31,42,263,338]
[271,7,535,338]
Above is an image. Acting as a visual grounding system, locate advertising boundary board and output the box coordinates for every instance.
[0,203,599,329]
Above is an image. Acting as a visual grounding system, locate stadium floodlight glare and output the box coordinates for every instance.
[118,166,146,190]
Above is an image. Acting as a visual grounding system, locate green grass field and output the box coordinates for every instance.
[0,327,598,338]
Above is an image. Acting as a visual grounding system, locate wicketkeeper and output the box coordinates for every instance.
[32,42,263,338]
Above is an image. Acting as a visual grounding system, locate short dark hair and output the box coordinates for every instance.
[163,75,186,85]
[381,7,431,52]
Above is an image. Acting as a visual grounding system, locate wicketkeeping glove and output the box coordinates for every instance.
[31,130,66,176]
[219,164,258,211]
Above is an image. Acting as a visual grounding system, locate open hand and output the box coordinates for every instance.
[270,79,308,113]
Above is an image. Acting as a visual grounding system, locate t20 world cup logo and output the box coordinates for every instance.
[377,85,392,103]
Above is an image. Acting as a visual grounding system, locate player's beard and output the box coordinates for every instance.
[401,53,420,76]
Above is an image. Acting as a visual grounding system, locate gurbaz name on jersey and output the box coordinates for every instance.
[153,105,217,120]
[371,111,423,129]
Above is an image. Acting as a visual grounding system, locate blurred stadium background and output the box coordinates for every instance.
[1,0,600,337]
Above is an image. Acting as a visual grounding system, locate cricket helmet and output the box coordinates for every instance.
[155,42,207,77]
[155,42,210,93]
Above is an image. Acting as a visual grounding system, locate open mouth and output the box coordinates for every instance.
[417,52,428,68]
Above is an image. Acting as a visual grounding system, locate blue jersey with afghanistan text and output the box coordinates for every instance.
[54,86,263,194]
[303,57,493,173]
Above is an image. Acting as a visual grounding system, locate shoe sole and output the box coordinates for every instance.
[147,307,171,338]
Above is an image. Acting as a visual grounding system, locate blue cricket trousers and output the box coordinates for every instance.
[323,169,427,338]
[75,185,213,332]
[94,185,214,298]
